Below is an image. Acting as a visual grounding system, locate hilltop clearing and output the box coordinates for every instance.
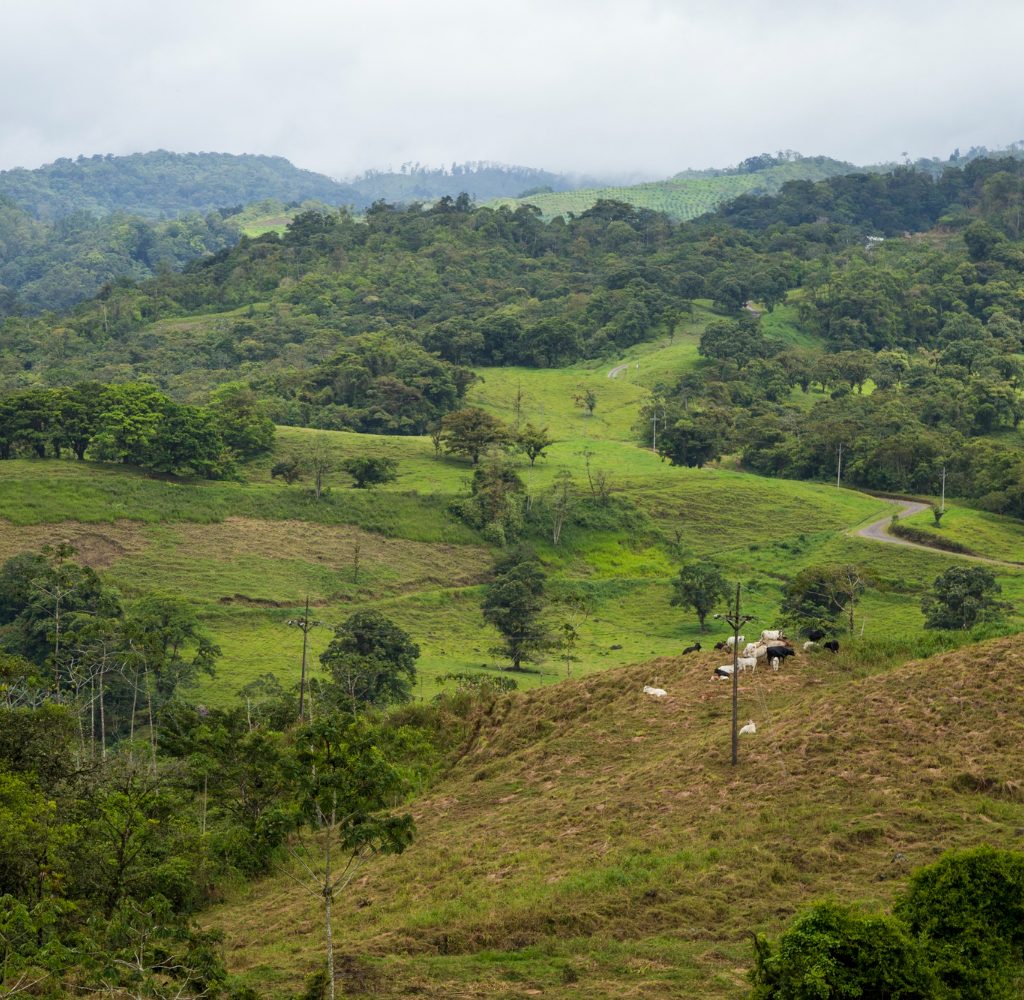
[210,633,1024,997]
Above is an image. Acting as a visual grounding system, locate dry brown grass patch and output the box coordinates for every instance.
[0,519,148,568]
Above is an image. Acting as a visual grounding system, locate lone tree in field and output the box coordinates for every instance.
[320,611,420,712]
[921,565,1012,630]
[574,387,597,417]
[516,423,553,466]
[482,546,550,671]
[780,564,869,636]
[440,407,511,465]
[341,456,398,489]
[670,562,730,631]
[290,717,415,1000]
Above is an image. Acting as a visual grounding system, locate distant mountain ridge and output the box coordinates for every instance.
[0,150,362,221]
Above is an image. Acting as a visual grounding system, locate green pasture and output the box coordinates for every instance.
[902,503,1024,564]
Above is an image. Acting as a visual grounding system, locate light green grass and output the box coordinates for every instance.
[902,503,1024,564]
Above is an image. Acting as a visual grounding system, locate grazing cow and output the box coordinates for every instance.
[803,640,819,652]
[766,645,795,663]
[761,629,783,643]
[736,655,758,672]
[643,685,668,698]
[725,635,745,650]
[824,640,840,653]
[682,642,702,654]
[807,628,826,642]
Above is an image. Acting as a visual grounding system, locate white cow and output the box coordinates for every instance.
[643,685,667,698]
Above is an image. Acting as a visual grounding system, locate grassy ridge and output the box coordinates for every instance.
[490,159,859,221]
[209,634,1024,997]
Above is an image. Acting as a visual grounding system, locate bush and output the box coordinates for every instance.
[750,901,937,999]
[895,847,1024,1000]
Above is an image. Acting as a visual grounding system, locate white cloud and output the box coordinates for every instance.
[1,0,1022,178]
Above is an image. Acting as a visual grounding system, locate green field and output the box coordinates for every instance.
[489,159,860,220]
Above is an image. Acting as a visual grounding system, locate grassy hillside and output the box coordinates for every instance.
[490,158,859,220]
[209,634,1024,997]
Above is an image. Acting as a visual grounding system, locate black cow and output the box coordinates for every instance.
[824,640,840,653]
[682,642,702,654]
[806,628,826,642]
[766,645,795,662]
[714,640,727,651]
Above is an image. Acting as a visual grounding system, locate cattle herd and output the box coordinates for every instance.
[676,629,840,680]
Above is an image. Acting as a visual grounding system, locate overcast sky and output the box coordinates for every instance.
[3,0,1023,181]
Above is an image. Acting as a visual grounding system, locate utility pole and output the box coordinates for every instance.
[836,442,843,488]
[651,410,662,454]
[715,587,756,766]
[940,465,946,513]
[287,596,323,723]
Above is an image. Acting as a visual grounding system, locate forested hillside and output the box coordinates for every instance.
[0,197,239,314]
[0,150,360,220]
[348,162,582,203]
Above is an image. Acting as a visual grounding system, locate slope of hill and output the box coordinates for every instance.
[0,196,239,314]
[209,634,1024,997]
[347,162,585,204]
[491,155,860,220]
[0,150,361,220]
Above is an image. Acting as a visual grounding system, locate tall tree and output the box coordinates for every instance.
[289,718,415,1000]
[482,547,550,671]
[670,563,730,631]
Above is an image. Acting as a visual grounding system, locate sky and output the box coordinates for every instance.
[3,0,1023,181]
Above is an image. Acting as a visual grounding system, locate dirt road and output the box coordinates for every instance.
[608,362,630,379]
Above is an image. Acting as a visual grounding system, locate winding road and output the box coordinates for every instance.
[608,362,630,379]
[854,499,1018,568]
[855,500,929,546]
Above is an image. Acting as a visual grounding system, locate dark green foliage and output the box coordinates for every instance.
[657,409,729,468]
[320,611,420,709]
[749,901,937,999]
[921,566,1012,630]
[482,546,550,670]
[0,150,359,221]
[895,847,1024,999]
[780,566,852,635]
[670,563,730,630]
[0,381,271,478]
[751,849,1024,999]
[341,456,398,489]
[0,195,240,315]
[449,456,526,546]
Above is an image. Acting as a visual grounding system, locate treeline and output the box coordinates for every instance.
[0,381,273,477]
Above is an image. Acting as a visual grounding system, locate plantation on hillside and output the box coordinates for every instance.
[492,154,860,220]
